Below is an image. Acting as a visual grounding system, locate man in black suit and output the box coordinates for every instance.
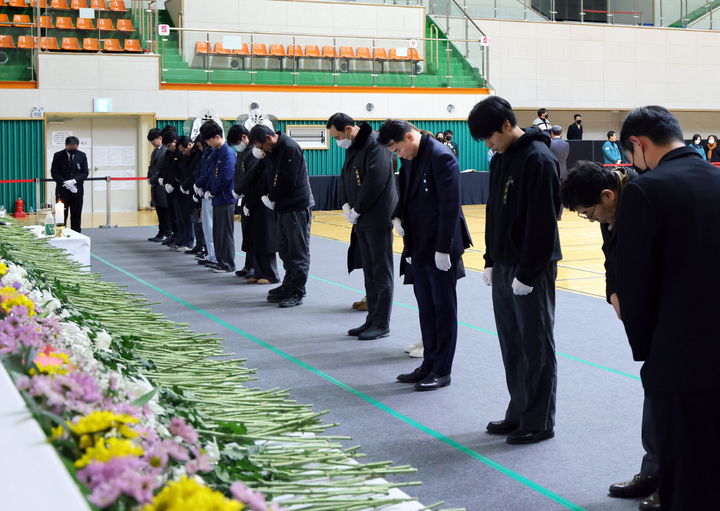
[378,120,472,391]
[615,106,720,510]
[567,113,583,140]
[469,96,562,445]
[50,135,89,232]
[328,112,398,341]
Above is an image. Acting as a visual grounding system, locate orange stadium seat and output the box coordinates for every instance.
[90,0,106,9]
[116,18,134,32]
[76,18,95,30]
[338,46,354,59]
[70,0,87,8]
[409,48,422,61]
[55,16,75,29]
[12,14,32,27]
[124,39,142,52]
[388,48,409,60]
[194,41,210,55]
[82,37,99,50]
[39,36,60,50]
[8,0,28,7]
[286,44,303,57]
[212,42,233,55]
[30,0,48,7]
[17,35,37,49]
[251,43,268,56]
[61,36,80,50]
[0,14,11,27]
[97,18,115,31]
[355,47,371,59]
[102,38,122,51]
[50,0,70,8]
[38,15,54,28]
[109,0,127,11]
[269,44,285,57]
[0,35,15,48]
[233,43,249,56]
[321,46,336,58]
[304,45,320,58]
[373,47,388,60]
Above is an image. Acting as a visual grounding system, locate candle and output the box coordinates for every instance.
[54,201,64,224]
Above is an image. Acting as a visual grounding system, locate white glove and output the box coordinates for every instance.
[243,206,250,217]
[348,208,360,224]
[405,257,412,264]
[512,277,533,296]
[204,191,213,200]
[483,267,493,286]
[232,190,240,199]
[434,252,451,271]
[392,217,404,237]
[341,203,351,222]
[62,179,76,189]
[192,194,199,203]
[68,184,78,193]
[193,184,202,196]
[165,183,174,194]
[158,177,164,185]
[261,195,275,210]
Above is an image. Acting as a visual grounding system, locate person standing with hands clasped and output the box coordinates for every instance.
[378,120,471,391]
[51,136,89,232]
[328,113,398,341]
[468,96,562,444]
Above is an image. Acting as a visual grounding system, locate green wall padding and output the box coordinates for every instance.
[159,118,489,176]
[0,119,44,213]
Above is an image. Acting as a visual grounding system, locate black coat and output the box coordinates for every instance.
[160,148,182,197]
[394,134,472,282]
[484,126,562,285]
[615,146,720,391]
[234,148,278,254]
[51,149,89,198]
[266,132,314,213]
[567,122,583,140]
[338,123,398,272]
[147,145,168,208]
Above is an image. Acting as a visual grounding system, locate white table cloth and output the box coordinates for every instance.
[24,225,91,270]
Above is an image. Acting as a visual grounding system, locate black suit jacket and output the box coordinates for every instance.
[615,146,720,391]
[51,149,89,197]
[395,135,472,279]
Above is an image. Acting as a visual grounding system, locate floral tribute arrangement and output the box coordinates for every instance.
[0,222,422,511]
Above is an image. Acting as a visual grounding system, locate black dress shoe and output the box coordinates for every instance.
[154,235,170,243]
[414,373,451,391]
[161,237,176,246]
[639,490,660,510]
[347,323,370,336]
[506,429,554,445]
[187,245,204,255]
[268,285,287,296]
[147,233,162,241]
[358,327,390,340]
[396,367,428,383]
[279,294,303,308]
[609,473,658,499]
[486,419,519,435]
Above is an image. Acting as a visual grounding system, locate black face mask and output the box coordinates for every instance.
[67,149,77,155]
[576,120,582,125]
[446,135,453,141]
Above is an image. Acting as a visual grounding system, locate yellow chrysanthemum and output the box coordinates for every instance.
[143,476,244,511]
[70,410,140,436]
[50,425,64,440]
[0,262,8,276]
[74,436,144,468]
[0,291,35,316]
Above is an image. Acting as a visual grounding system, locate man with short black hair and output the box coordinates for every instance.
[561,162,660,510]
[328,112,397,340]
[146,128,171,241]
[51,135,88,232]
[603,130,622,165]
[567,114,583,140]
[227,124,255,279]
[443,129,459,157]
[468,96,561,444]
[250,124,314,308]
[615,105,720,510]
[378,119,472,391]
[201,121,237,273]
[532,108,551,132]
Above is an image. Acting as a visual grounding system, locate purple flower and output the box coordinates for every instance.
[77,457,160,507]
[185,451,212,474]
[169,417,198,445]
[230,481,281,511]
[161,438,189,461]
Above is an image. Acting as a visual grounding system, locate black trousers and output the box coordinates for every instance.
[640,394,659,477]
[356,227,394,329]
[409,262,458,376]
[240,217,254,272]
[212,203,236,271]
[166,192,178,236]
[59,192,83,232]
[650,390,720,510]
[277,207,311,296]
[254,252,279,282]
[492,262,557,431]
[173,193,195,248]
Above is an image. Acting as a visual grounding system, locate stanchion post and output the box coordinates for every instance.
[99,176,118,229]
[34,177,41,225]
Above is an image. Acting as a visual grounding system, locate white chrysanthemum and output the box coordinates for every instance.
[95,330,113,350]
[205,440,221,464]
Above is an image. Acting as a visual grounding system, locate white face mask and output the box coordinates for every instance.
[336,139,352,149]
[252,147,265,159]
[238,141,248,152]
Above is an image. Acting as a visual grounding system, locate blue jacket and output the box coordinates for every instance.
[195,146,215,191]
[602,141,622,165]
[208,143,237,206]
[688,143,707,160]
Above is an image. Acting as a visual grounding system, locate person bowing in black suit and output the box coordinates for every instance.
[378,120,472,391]
[50,135,89,232]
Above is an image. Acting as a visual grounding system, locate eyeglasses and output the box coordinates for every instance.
[577,204,597,221]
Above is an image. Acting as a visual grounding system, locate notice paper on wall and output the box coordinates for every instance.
[52,131,73,147]
[93,146,136,167]
[93,169,137,191]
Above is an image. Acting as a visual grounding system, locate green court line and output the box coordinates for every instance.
[308,275,641,382]
[91,252,586,511]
